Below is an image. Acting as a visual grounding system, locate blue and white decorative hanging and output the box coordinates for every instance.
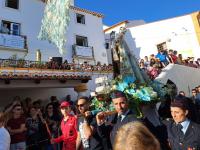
[38,0,71,55]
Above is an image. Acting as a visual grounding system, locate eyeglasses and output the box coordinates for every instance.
[77,104,85,107]
[16,108,22,111]
[48,107,53,109]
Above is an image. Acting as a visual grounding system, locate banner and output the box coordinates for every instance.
[38,0,71,55]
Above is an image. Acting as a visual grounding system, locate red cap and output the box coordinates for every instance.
[60,101,70,108]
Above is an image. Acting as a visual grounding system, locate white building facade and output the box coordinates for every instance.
[128,12,200,59]
[0,0,112,108]
[105,12,200,60]
[0,0,108,65]
[104,20,145,64]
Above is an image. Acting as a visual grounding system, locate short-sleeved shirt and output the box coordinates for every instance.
[156,53,168,63]
[7,116,26,144]
[0,127,10,150]
[77,115,104,150]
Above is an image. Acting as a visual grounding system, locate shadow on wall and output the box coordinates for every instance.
[124,29,141,59]
[0,88,78,111]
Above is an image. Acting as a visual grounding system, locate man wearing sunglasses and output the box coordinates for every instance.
[51,101,77,150]
[96,90,139,149]
[76,96,104,150]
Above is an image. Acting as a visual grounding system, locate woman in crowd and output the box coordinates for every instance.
[165,98,200,150]
[0,112,10,150]
[177,54,183,64]
[45,103,61,150]
[26,106,48,150]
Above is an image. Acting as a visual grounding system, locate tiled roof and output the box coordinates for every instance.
[104,20,129,32]
[70,6,104,18]
[40,0,104,18]
[0,73,91,81]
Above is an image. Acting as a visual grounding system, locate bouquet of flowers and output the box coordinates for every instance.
[110,75,159,103]
[90,95,115,115]
[91,74,171,116]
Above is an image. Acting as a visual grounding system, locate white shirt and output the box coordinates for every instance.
[0,127,10,150]
[119,109,130,122]
[79,119,89,148]
[180,119,190,134]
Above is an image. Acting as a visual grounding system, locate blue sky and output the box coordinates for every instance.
[76,0,200,26]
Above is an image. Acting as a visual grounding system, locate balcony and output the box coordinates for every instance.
[0,59,112,87]
[0,33,28,52]
[72,44,94,59]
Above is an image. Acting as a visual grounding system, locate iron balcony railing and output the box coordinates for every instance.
[0,33,28,50]
[72,44,94,58]
[0,59,113,73]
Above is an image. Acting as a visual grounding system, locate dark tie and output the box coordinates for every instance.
[176,124,184,142]
[177,124,183,133]
[117,115,122,124]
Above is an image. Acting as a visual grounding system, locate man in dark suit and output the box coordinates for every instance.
[96,90,139,149]
[165,97,200,150]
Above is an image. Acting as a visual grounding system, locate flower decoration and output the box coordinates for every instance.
[90,96,114,115]
[90,74,168,116]
[110,75,159,104]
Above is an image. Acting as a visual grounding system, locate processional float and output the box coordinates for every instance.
[91,27,174,126]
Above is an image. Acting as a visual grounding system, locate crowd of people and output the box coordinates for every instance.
[139,49,200,79]
[0,85,200,150]
[30,60,113,72]
[0,58,113,73]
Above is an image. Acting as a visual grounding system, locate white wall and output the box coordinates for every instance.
[104,20,146,63]
[104,23,127,35]
[70,9,108,64]
[128,15,200,59]
[0,0,108,64]
[70,0,74,6]
[0,72,113,110]
[0,88,76,111]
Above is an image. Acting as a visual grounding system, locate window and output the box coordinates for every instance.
[157,42,167,51]
[11,23,20,35]
[105,42,109,49]
[5,0,19,9]
[76,13,85,24]
[1,20,20,35]
[76,35,88,47]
